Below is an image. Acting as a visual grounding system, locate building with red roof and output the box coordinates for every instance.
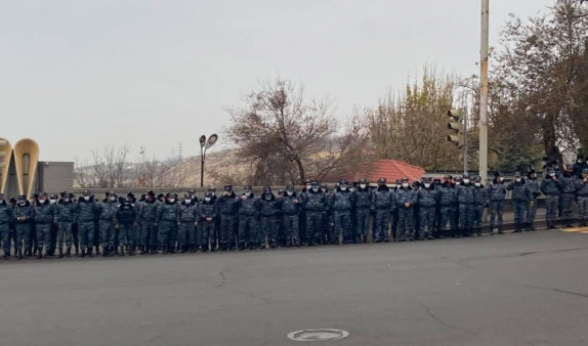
[329,160,425,183]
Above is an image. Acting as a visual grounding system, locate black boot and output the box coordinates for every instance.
[129,247,135,256]
[74,246,79,256]
[95,246,100,256]
[66,248,72,258]
[58,248,64,258]
[102,246,108,257]
[36,248,43,259]
[17,249,24,259]
[88,248,94,257]
[119,246,125,256]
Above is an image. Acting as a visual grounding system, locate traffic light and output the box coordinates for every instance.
[446,109,465,149]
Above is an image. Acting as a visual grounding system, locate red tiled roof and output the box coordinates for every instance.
[331,160,425,183]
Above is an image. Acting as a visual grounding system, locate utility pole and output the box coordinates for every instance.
[479,0,489,184]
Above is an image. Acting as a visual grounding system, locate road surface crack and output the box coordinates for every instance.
[522,283,588,300]
[419,303,477,335]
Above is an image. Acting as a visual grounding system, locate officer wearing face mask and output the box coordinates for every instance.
[559,165,577,228]
[280,185,301,247]
[13,195,34,259]
[352,179,373,243]
[302,181,328,246]
[525,169,541,231]
[370,178,394,242]
[487,172,507,235]
[178,193,199,253]
[216,185,240,251]
[541,168,562,229]
[157,193,180,254]
[471,176,488,236]
[417,178,437,240]
[96,191,117,256]
[139,191,160,254]
[507,172,532,233]
[456,174,476,237]
[0,194,13,259]
[33,192,56,259]
[258,186,281,249]
[576,168,588,227]
[437,175,458,238]
[238,185,260,250]
[329,180,353,245]
[75,190,100,257]
[198,192,217,251]
[394,177,417,241]
[208,186,220,251]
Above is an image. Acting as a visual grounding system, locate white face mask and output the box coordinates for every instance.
[341,186,347,191]
[312,187,319,192]
[515,178,521,182]
[475,183,481,187]
[110,196,116,202]
[499,177,504,182]
[456,182,461,186]
[185,199,191,204]
[205,198,211,202]
[50,199,57,204]
[64,198,70,202]
[245,192,251,197]
[463,179,470,184]
[265,195,272,200]
[360,184,366,189]
[39,199,46,204]
[169,199,175,203]
[287,191,294,196]
[424,183,431,189]
[402,183,409,188]
[84,196,90,201]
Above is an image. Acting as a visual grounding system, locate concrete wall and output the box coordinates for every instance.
[37,161,74,194]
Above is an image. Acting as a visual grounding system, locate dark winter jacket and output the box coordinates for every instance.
[303,190,328,212]
[487,181,507,202]
[330,188,353,213]
[372,186,394,211]
[13,202,34,224]
[216,192,240,216]
[417,188,437,208]
[34,200,56,224]
[157,201,179,223]
[507,181,532,202]
[352,188,372,210]
[0,200,13,224]
[438,183,458,207]
[280,193,301,215]
[259,195,281,217]
[576,178,588,197]
[472,185,488,206]
[56,200,76,223]
[560,174,577,195]
[179,201,198,223]
[541,178,562,196]
[140,200,159,222]
[525,178,541,199]
[76,198,99,223]
[395,188,417,208]
[199,200,217,222]
[98,200,118,221]
[238,194,260,216]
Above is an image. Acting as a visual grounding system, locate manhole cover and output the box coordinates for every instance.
[287,329,349,342]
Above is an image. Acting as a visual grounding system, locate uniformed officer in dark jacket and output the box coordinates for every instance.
[238,185,259,250]
[198,192,217,251]
[395,177,417,241]
[0,194,12,259]
[541,169,562,229]
[507,172,533,232]
[178,193,199,253]
[140,191,159,254]
[34,192,56,258]
[525,169,541,231]
[437,176,458,238]
[281,185,301,247]
[116,193,139,256]
[352,179,373,243]
[371,178,394,242]
[259,186,281,248]
[559,166,577,228]
[330,180,353,245]
[13,195,34,259]
[487,172,507,235]
[303,181,328,246]
[576,168,588,227]
[216,185,240,251]
[417,178,437,240]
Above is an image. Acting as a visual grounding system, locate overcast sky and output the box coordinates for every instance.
[0,0,554,162]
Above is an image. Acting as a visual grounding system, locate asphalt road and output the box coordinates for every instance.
[2,230,588,346]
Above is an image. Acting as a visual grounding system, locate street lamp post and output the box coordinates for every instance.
[479,0,489,184]
[199,134,218,188]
